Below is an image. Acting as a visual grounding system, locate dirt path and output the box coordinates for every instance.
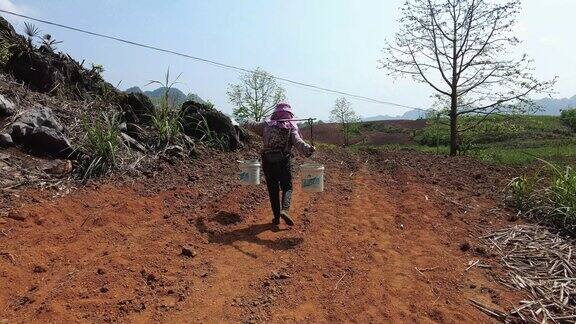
[0,151,523,323]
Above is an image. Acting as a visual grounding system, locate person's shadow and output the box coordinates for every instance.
[195,215,304,258]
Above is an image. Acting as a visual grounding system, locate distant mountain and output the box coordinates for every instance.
[532,95,576,116]
[125,86,208,107]
[363,109,428,121]
[363,95,576,121]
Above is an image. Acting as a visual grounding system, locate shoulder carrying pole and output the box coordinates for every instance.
[308,118,314,147]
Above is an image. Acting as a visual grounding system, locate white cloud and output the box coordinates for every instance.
[0,0,35,28]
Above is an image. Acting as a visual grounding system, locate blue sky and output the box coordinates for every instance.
[0,0,573,120]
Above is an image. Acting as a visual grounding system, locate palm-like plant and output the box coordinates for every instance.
[23,22,40,47]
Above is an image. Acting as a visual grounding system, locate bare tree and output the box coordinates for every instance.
[380,0,555,155]
[227,68,286,122]
[330,97,361,146]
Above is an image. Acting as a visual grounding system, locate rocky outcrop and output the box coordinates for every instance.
[181,100,243,151]
[0,95,15,117]
[119,92,155,125]
[9,107,73,157]
[0,133,12,147]
[0,17,117,100]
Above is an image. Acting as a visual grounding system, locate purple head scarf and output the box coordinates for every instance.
[266,102,299,130]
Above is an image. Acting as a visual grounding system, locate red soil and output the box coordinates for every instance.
[0,148,525,323]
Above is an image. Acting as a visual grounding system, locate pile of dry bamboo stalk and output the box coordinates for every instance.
[482,225,576,323]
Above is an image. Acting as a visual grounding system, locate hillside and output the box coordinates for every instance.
[363,109,428,121]
[532,95,576,115]
[302,119,426,146]
[126,86,208,107]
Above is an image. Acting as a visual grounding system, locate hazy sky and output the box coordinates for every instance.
[0,0,573,120]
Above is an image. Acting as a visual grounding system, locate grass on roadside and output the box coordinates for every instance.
[508,159,576,234]
[146,69,187,150]
[194,115,228,151]
[78,111,122,180]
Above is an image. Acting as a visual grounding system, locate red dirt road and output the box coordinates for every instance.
[0,149,523,323]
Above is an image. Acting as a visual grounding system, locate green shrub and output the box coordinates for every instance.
[560,108,576,131]
[79,112,121,179]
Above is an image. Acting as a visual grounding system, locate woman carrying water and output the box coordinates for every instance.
[245,103,315,226]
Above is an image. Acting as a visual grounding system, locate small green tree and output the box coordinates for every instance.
[560,108,576,131]
[227,68,286,122]
[330,97,361,146]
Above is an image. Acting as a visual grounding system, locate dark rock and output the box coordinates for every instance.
[33,265,47,273]
[180,245,197,258]
[181,100,243,151]
[10,122,33,138]
[26,126,73,157]
[97,268,106,275]
[6,211,25,221]
[0,133,12,147]
[0,95,15,117]
[119,93,155,124]
[100,287,109,293]
[271,271,291,280]
[9,107,73,157]
[460,242,471,252]
[17,106,63,131]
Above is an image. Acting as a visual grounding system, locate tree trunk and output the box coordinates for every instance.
[449,93,458,156]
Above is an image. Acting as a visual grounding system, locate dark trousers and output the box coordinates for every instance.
[262,157,293,218]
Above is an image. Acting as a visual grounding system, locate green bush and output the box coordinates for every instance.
[560,108,576,131]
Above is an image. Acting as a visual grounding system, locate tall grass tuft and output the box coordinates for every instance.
[147,69,186,149]
[543,161,576,230]
[79,112,121,180]
[508,159,576,233]
[508,175,536,212]
[194,115,228,150]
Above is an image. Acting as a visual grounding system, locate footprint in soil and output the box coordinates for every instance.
[212,211,243,225]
